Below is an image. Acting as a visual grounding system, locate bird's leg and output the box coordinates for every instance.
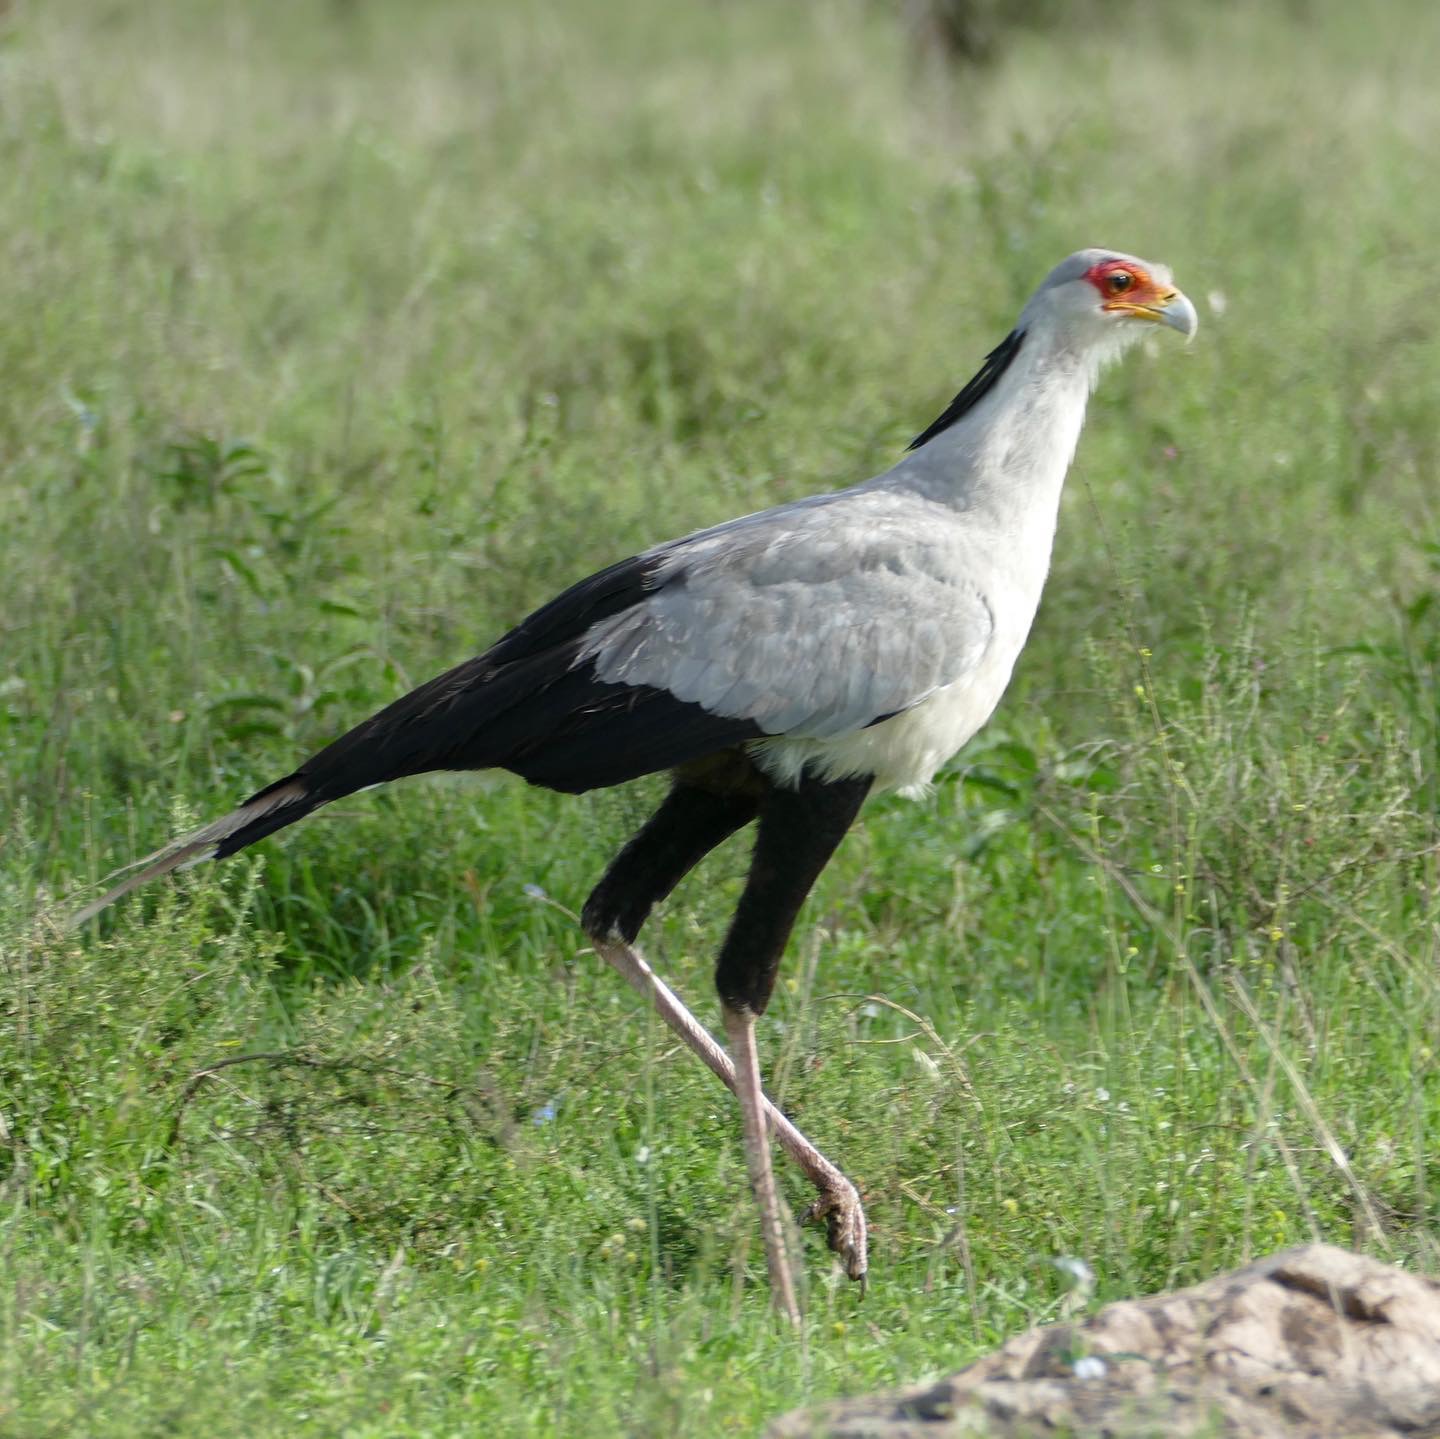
[590,934,867,1281]
[722,1001,799,1322]
[715,772,871,1318]
[581,769,871,1315]
[581,779,759,944]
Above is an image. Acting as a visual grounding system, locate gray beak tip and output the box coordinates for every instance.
[1162,291,1199,341]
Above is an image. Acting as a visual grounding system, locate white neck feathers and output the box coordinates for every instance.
[895,317,1109,520]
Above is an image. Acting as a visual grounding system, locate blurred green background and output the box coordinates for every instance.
[3,1,1439,1434]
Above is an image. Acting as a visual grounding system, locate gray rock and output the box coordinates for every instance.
[770,1244,1440,1437]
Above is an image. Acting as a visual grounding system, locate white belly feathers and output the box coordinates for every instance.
[748,636,1022,798]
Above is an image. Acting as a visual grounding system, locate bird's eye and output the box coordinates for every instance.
[1107,271,1135,294]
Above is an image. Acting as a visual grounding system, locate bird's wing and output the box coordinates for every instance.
[71,491,992,923]
[580,490,995,739]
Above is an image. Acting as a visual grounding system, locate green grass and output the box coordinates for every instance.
[4,0,1440,1433]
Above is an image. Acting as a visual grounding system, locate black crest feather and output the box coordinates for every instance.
[907,328,1026,451]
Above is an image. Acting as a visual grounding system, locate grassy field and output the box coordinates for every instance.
[4,0,1440,1433]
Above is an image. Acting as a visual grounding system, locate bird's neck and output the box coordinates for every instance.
[894,326,1109,526]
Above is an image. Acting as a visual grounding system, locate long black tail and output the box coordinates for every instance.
[72,636,759,926]
[69,776,319,925]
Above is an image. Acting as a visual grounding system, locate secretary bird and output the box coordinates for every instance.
[76,249,1196,1322]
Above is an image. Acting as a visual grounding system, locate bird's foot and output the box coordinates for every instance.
[803,1178,868,1289]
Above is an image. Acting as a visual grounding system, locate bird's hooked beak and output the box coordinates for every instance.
[1106,285,1198,340]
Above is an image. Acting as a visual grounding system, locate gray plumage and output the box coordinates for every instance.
[575,247,1196,796]
[581,488,995,740]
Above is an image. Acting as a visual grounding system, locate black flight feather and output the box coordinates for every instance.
[208,557,761,850]
[73,549,764,920]
[907,328,1026,452]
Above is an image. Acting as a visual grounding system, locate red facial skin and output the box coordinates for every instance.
[1083,258,1172,309]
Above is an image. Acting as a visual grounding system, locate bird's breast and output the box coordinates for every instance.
[745,511,1058,797]
[748,635,1024,798]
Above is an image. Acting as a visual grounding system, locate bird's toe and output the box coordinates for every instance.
[803,1181,868,1285]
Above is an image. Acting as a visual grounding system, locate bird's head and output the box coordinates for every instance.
[1020,248,1197,359]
